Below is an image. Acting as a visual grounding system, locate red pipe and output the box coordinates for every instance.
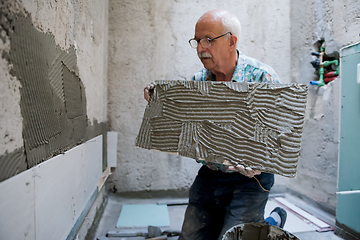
[324,76,337,83]
[323,71,337,83]
[323,71,337,78]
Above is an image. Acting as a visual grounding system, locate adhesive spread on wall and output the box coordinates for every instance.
[0,8,99,182]
[136,80,309,177]
[0,148,27,181]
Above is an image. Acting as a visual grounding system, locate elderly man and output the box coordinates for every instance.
[144,9,286,240]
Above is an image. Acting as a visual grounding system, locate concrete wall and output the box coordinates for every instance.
[107,0,291,192]
[21,0,109,131]
[0,0,109,239]
[277,0,360,212]
[21,0,108,119]
[0,0,108,181]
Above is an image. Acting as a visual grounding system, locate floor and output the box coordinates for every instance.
[93,192,343,240]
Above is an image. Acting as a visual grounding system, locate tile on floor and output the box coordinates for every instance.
[94,193,343,240]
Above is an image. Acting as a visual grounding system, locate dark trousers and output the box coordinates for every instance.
[179,165,274,240]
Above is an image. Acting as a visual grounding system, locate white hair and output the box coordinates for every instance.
[217,10,242,49]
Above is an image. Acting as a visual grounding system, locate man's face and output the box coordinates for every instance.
[194,18,231,73]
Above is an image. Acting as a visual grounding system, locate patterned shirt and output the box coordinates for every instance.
[192,51,280,172]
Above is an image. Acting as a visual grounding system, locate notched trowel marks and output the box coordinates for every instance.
[0,7,87,181]
[136,80,309,178]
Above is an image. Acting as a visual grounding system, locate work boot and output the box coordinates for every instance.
[265,207,287,228]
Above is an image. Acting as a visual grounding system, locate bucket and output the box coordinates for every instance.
[222,223,300,240]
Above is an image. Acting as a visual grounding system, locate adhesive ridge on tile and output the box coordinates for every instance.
[136,80,309,177]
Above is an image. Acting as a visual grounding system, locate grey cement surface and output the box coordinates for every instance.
[93,192,343,240]
[1,0,108,163]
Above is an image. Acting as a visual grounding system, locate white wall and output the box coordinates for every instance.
[0,136,103,240]
[107,0,291,192]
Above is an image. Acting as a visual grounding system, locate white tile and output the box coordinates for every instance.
[35,137,103,240]
[83,135,103,196]
[0,136,104,240]
[275,197,329,228]
[107,132,118,168]
[35,148,82,240]
[0,168,36,240]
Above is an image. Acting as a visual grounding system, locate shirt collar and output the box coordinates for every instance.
[205,50,242,82]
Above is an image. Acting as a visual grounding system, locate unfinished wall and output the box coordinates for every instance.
[278,0,360,212]
[107,0,291,192]
[0,0,108,182]
[0,0,109,239]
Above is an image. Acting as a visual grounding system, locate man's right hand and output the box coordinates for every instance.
[144,82,155,102]
[228,165,261,178]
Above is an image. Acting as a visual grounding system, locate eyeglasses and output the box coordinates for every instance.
[189,32,232,49]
